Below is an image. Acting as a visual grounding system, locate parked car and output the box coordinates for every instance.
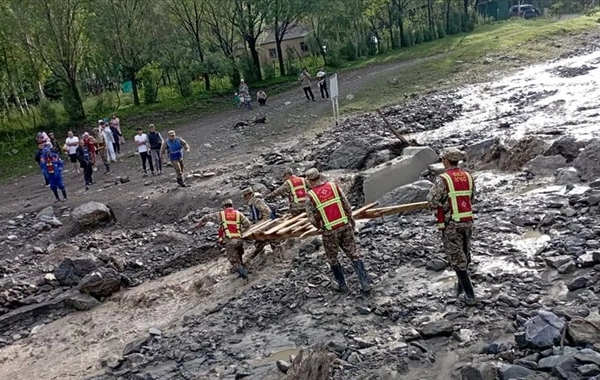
[509,4,541,19]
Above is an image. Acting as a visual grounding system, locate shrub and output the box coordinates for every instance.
[138,64,162,104]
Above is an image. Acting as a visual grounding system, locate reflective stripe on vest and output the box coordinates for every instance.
[286,176,308,204]
[439,169,474,223]
[307,182,348,230]
[219,209,241,238]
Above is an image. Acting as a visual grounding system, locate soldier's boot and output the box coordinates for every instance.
[331,264,348,292]
[353,259,372,294]
[456,270,476,306]
[455,278,464,297]
[236,264,248,280]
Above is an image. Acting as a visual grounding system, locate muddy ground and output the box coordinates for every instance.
[1,27,600,380]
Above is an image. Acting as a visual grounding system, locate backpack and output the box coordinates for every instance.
[82,147,91,163]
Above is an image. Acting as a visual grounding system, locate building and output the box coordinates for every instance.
[258,25,311,63]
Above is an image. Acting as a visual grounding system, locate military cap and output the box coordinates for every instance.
[284,168,294,176]
[440,147,465,162]
[222,199,234,207]
[305,168,321,181]
[241,187,253,196]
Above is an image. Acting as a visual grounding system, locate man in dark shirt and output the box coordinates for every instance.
[147,124,164,175]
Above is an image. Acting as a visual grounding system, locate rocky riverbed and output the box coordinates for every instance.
[1,33,600,380]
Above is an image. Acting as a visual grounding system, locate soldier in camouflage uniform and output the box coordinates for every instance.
[195,199,252,279]
[265,168,309,216]
[305,168,371,293]
[427,147,476,305]
[242,187,284,260]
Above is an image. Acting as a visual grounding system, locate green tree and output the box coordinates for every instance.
[232,0,268,82]
[204,0,240,85]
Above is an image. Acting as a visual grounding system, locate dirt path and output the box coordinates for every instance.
[0,53,442,217]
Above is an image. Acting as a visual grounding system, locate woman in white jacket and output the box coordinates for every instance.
[100,120,117,162]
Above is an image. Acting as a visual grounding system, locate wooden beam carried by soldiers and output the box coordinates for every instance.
[376,109,410,146]
[242,201,428,241]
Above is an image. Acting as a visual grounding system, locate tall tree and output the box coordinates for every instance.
[89,0,161,106]
[9,0,88,122]
[204,0,240,85]
[232,0,268,82]
[162,0,210,91]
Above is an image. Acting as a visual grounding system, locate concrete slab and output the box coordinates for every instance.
[362,147,438,204]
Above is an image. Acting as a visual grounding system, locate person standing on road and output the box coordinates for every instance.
[257,90,267,106]
[65,131,80,174]
[265,168,308,217]
[110,113,125,145]
[135,127,154,176]
[304,168,371,293]
[242,187,283,261]
[94,129,111,174]
[299,68,315,101]
[47,133,61,157]
[316,67,329,99]
[76,140,94,190]
[101,120,117,162]
[82,132,97,171]
[161,130,190,187]
[35,145,50,187]
[195,199,252,279]
[427,147,477,306]
[239,79,249,98]
[110,120,123,155]
[39,143,67,202]
[147,124,164,174]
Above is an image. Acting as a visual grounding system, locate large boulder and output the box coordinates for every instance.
[79,267,122,299]
[377,180,433,207]
[71,201,115,227]
[327,139,372,170]
[574,139,600,181]
[523,155,566,176]
[568,317,600,346]
[498,364,536,380]
[555,167,581,185]
[499,137,548,172]
[524,311,565,348]
[544,135,587,162]
[54,257,103,286]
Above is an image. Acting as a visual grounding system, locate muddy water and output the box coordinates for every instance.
[418,49,600,143]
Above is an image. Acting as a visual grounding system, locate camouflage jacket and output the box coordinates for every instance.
[198,210,251,240]
[305,182,353,230]
[246,193,272,221]
[427,168,476,224]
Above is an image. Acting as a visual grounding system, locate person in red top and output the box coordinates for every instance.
[265,168,309,216]
[304,168,371,293]
[82,132,97,171]
[427,147,477,306]
[195,199,252,279]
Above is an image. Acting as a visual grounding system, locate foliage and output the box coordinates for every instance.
[138,64,162,104]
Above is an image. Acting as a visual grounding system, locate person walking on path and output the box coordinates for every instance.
[39,143,67,202]
[147,124,164,174]
[76,140,94,190]
[195,199,252,279]
[304,168,371,293]
[317,67,329,99]
[135,127,154,176]
[265,168,308,217]
[427,147,477,306]
[299,68,315,101]
[161,130,190,187]
[65,131,80,174]
[100,120,117,162]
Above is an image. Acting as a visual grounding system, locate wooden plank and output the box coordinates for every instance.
[264,213,306,235]
[276,219,312,235]
[361,202,428,218]
[241,218,284,239]
[351,202,378,217]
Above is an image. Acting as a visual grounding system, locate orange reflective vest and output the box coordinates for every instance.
[436,168,474,230]
[219,208,242,239]
[286,175,308,204]
[307,182,349,231]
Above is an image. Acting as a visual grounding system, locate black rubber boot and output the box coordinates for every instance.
[236,264,248,279]
[353,259,372,293]
[331,264,348,292]
[456,278,464,297]
[456,270,476,306]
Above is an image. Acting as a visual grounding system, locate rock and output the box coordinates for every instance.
[328,139,372,170]
[36,206,54,220]
[538,355,578,371]
[577,253,597,268]
[568,317,600,346]
[524,311,565,348]
[544,136,587,162]
[123,337,149,356]
[71,201,115,227]
[105,355,121,369]
[574,139,600,181]
[544,255,572,269]
[567,277,590,291]
[593,251,600,263]
[579,364,600,377]
[54,257,103,286]
[460,363,497,380]
[39,215,63,227]
[557,260,576,274]
[575,348,600,366]
[276,360,291,373]
[523,155,566,176]
[356,306,371,315]
[555,167,581,185]
[498,364,536,380]
[500,137,548,171]
[149,327,162,336]
[465,138,496,164]
[425,259,447,272]
[377,180,433,207]
[78,267,121,298]
[418,320,455,338]
[117,175,130,184]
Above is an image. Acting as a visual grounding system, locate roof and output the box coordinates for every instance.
[260,24,311,45]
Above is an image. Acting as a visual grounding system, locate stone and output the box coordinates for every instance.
[376,180,433,207]
[54,257,103,286]
[105,355,121,369]
[574,139,600,181]
[460,363,497,380]
[579,364,600,377]
[498,364,536,380]
[524,311,565,348]
[78,267,121,298]
[567,277,590,291]
[544,255,573,269]
[123,337,149,356]
[276,360,291,373]
[568,317,600,346]
[544,135,587,162]
[425,259,447,272]
[593,251,600,263]
[555,167,581,185]
[361,147,438,203]
[36,206,55,220]
[523,155,566,176]
[328,139,372,170]
[149,327,162,336]
[418,320,455,338]
[575,349,600,366]
[499,137,548,171]
[577,253,598,267]
[538,355,578,371]
[465,138,497,164]
[71,201,115,227]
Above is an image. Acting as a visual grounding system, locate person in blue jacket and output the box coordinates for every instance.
[39,143,67,202]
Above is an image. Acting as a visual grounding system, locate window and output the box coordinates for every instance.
[300,42,309,52]
[269,48,277,59]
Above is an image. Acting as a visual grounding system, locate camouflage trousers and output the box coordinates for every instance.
[289,202,305,216]
[322,223,360,266]
[441,222,473,271]
[225,239,244,267]
[252,239,283,258]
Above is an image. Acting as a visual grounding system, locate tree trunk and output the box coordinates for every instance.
[247,38,262,81]
[174,68,184,97]
[37,81,46,101]
[388,2,396,49]
[13,88,24,115]
[203,73,211,91]
[427,0,435,38]
[446,0,452,34]
[130,70,140,106]
[464,0,469,14]
[398,8,405,47]
[63,79,86,123]
[275,33,286,76]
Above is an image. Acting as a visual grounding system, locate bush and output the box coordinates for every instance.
[437,21,447,38]
[284,46,300,75]
[177,68,193,97]
[341,40,357,61]
[239,54,260,84]
[415,29,425,44]
[263,60,277,79]
[39,100,59,129]
[138,63,162,104]
[91,91,117,118]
